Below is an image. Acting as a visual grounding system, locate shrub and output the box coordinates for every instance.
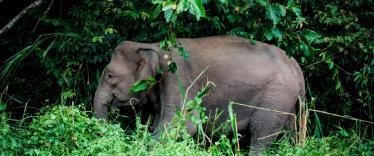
[21,105,129,155]
[266,129,374,156]
[0,105,21,156]
[5,104,223,155]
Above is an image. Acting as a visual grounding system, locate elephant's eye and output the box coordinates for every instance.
[107,72,113,79]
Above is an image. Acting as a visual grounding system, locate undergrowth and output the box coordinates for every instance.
[0,104,218,156]
[266,130,374,156]
[1,103,373,156]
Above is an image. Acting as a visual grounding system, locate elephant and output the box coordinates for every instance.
[93,35,305,154]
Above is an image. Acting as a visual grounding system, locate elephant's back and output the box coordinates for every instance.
[175,35,304,97]
[177,35,288,65]
[178,36,293,79]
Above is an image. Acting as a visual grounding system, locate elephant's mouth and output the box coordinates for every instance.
[112,98,128,107]
[112,97,140,107]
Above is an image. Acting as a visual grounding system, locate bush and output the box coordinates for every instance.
[20,105,129,155]
[1,104,226,155]
[1,104,373,155]
[0,110,21,156]
[267,129,374,156]
[302,0,373,122]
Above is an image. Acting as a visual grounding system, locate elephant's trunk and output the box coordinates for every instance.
[93,86,113,120]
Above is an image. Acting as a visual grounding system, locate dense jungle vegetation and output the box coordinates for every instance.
[0,0,373,155]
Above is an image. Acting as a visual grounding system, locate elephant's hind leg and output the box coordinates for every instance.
[248,81,297,155]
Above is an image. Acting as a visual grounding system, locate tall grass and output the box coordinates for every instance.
[1,102,373,156]
[1,69,373,155]
[1,95,374,156]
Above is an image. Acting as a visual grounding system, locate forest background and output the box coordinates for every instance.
[0,0,373,155]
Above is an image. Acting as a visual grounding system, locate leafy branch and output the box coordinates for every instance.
[130,0,206,94]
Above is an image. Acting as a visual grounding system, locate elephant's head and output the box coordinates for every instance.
[93,41,161,119]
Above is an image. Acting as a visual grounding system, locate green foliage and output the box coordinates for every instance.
[129,76,157,94]
[256,0,286,25]
[1,0,314,90]
[168,61,178,73]
[153,0,206,23]
[0,0,373,148]
[180,81,214,143]
[20,105,128,155]
[1,102,373,155]
[301,0,373,122]
[0,104,21,156]
[0,104,234,155]
[266,129,374,156]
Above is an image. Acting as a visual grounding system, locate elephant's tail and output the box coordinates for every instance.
[290,57,306,106]
[291,56,306,112]
[298,81,306,105]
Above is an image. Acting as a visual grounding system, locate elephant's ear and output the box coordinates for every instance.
[135,49,160,80]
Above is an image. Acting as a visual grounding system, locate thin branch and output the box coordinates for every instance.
[19,100,30,127]
[0,84,9,101]
[309,109,374,125]
[181,66,210,111]
[33,0,53,32]
[306,59,325,69]
[257,131,285,140]
[232,102,298,142]
[231,102,297,117]
[0,0,43,36]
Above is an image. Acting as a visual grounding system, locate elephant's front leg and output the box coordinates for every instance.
[152,77,197,138]
[150,112,160,131]
[152,93,180,138]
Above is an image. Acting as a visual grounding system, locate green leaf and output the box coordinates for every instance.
[0,103,6,111]
[256,0,269,7]
[168,61,177,73]
[291,7,302,18]
[197,81,215,98]
[264,29,273,40]
[287,0,295,7]
[178,47,189,59]
[150,5,162,20]
[156,68,164,75]
[92,36,104,43]
[160,40,166,49]
[131,80,148,93]
[339,129,349,137]
[61,90,76,101]
[161,2,173,11]
[176,0,188,14]
[326,59,335,69]
[266,5,282,25]
[162,2,177,23]
[164,9,177,23]
[104,28,117,34]
[140,11,150,20]
[188,0,206,20]
[271,28,283,40]
[124,10,139,20]
[278,4,286,17]
[219,0,228,4]
[300,30,320,43]
[335,81,341,90]
[129,77,157,94]
[194,97,203,105]
[300,41,311,57]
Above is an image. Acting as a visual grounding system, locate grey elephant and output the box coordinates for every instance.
[93,35,305,153]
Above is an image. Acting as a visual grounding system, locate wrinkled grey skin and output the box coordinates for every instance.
[93,35,305,154]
